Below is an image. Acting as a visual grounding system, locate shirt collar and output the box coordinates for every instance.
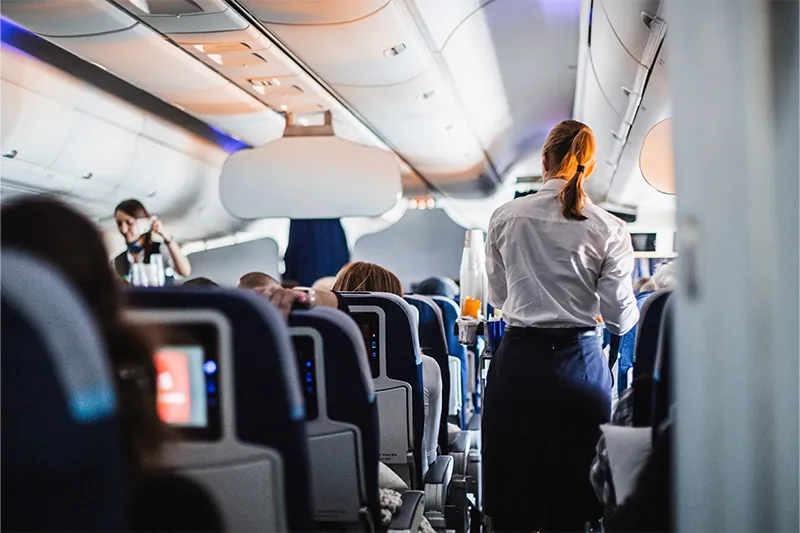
[539,178,567,192]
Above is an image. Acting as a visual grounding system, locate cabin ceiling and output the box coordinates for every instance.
[3,0,582,200]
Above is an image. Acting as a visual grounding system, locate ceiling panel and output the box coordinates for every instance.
[265,1,429,86]
[409,0,493,51]
[239,0,390,24]
[3,0,136,37]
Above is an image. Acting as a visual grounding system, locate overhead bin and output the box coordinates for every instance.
[48,24,229,98]
[220,115,401,219]
[114,0,244,33]
[598,0,662,61]
[576,72,622,199]
[410,0,494,52]
[239,0,391,25]
[190,110,285,146]
[2,0,136,37]
[264,1,429,86]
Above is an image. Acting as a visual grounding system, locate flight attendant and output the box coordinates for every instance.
[113,199,191,284]
[482,120,639,531]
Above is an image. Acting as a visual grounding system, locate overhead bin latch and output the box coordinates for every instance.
[283,110,334,138]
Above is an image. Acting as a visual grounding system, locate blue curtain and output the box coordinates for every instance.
[284,219,350,287]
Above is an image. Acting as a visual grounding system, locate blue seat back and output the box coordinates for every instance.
[429,296,469,427]
[1,250,125,531]
[289,307,380,526]
[126,288,312,532]
[337,292,425,488]
[634,289,673,379]
[404,295,451,453]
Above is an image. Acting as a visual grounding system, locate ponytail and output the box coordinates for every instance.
[542,121,596,221]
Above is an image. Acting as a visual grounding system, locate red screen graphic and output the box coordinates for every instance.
[154,350,192,425]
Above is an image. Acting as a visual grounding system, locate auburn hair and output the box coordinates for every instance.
[333,261,403,297]
[542,120,597,221]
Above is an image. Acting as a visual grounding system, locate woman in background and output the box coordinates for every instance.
[113,199,191,282]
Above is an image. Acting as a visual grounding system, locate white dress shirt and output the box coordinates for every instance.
[485,179,639,335]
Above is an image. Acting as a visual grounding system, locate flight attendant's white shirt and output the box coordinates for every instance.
[485,179,639,335]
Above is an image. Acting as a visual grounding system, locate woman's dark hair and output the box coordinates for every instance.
[115,199,155,262]
[2,196,167,473]
[182,277,219,287]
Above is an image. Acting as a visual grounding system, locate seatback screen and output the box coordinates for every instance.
[152,324,221,441]
[154,346,207,427]
[351,312,380,378]
[292,335,319,421]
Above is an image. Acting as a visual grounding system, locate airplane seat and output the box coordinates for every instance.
[340,293,461,532]
[652,298,675,433]
[428,296,470,429]
[338,292,425,488]
[404,294,452,455]
[633,289,673,380]
[1,250,127,531]
[125,288,312,533]
[288,307,381,530]
[632,289,673,427]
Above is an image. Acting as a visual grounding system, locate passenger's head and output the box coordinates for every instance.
[114,199,150,244]
[2,197,166,471]
[415,276,460,300]
[633,277,652,293]
[333,261,403,297]
[238,272,280,291]
[182,277,219,287]
[652,261,677,290]
[311,276,337,292]
[542,120,596,221]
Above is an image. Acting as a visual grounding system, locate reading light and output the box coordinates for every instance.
[272,78,282,86]
[280,104,288,111]
[383,43,407,57]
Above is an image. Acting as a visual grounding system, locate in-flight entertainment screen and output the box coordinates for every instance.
[154,345,208,427]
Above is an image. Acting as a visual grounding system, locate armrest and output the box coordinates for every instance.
[388,490,425,533]
[424,455,453,513]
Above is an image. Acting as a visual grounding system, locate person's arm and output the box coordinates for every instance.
[151,217,191,277]
[485,219,507,309]
[597,226,639,336]
[256,287,339,318]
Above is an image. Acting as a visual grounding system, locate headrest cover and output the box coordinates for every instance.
[1,249,116,422]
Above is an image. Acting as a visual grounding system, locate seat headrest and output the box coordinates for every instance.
[1,249,126,531]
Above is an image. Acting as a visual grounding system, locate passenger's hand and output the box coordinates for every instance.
[255,287,310,318]
[150,217,173,243]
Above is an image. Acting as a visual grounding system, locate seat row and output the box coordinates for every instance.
[2,251,481,532]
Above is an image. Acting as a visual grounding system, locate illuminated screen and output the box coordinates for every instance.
[154,346,208,427]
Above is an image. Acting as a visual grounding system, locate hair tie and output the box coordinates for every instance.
[576,164,585,173]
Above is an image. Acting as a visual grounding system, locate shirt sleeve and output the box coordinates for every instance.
[485,220,508,309]
[597,226,639,336]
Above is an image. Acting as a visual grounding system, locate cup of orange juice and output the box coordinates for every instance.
[462,297,482,319]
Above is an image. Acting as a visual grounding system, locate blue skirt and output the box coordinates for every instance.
[482,327,612,532]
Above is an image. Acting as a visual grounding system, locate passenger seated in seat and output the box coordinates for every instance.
[182,277,219,287]
[332,262,443,474]
[414,276,460,301]
[1,198,222,532]
[237,271,280,292]
[311,276,337,291]
[633,277,652,293]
